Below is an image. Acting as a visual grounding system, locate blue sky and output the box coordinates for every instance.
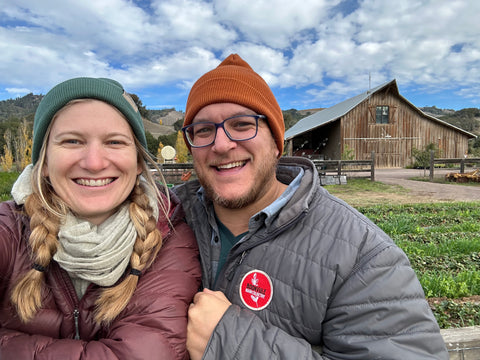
[1,0,479,112]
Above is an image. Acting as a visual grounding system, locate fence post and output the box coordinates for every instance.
[429,150,434,181]
[460,159,465,173]
[338,161,342,176]
[371,151,375,181]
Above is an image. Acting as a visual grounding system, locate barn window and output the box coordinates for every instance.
[376,106,389,124]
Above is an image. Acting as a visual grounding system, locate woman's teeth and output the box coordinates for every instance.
[75,178,113,186]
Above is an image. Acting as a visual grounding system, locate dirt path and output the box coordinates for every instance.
[374,168,480,202]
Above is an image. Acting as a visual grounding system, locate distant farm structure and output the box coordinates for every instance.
[284,80,476,168]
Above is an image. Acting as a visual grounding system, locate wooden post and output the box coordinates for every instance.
[429,150,434,181]
[460,159,465,173]
[338,160,342,176]
[371,151,375,181]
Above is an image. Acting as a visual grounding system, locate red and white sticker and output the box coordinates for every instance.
[239,270,273,311]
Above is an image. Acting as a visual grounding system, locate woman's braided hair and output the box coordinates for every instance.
[10,102,170,325]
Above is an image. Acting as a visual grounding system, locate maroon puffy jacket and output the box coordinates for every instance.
[0,191,201,360]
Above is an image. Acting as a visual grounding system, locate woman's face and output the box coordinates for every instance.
[43,99,141,225]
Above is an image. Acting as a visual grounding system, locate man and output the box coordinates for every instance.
[174,54,448,359]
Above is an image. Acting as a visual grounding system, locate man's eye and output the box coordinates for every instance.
[230,119,256,131]
[234,121,254,129]
[194,126,214,137]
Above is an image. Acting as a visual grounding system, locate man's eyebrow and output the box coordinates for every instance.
[192,111,257,123]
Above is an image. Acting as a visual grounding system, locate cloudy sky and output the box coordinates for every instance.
[1,0,479,112]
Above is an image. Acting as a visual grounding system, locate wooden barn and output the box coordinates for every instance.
[284,79,476,168]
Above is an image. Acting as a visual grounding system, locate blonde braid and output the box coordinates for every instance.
[94,181,163,325]
[10,193,60,322]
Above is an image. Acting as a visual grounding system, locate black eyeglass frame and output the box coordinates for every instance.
[182,114,266,148]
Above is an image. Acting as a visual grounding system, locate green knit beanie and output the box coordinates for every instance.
[32,77,147,164]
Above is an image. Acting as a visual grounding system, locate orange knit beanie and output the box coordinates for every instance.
[184,54,284,155]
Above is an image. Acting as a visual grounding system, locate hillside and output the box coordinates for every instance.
[420,106,480,135]
[0,93,177,136]
[0,93,478,137]
[0,93,42,120]
[149,109,184,126]
[142,118,176,137]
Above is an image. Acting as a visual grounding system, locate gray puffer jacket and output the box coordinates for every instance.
[174,156,448,359]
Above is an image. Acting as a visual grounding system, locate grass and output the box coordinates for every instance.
[325,177,407,195]
[327,178,480,328]
[0,171,20,201]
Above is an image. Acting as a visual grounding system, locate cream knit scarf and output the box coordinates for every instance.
[12,164,159,298]
[54,204,136,288]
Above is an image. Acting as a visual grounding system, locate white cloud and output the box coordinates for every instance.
[4,0,151,56]
[1,0,479,109]
[6,88,32,96]
[151,0,237,49]
[214,0,339,48]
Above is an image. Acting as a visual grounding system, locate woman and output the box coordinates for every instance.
[0,77,201,359]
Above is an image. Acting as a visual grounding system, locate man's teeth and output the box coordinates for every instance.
[76,178,113,186]
[217,161,245,169]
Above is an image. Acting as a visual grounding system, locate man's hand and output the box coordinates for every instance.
[187,288,232,360]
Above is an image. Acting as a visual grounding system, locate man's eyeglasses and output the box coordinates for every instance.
[182,114,266,148]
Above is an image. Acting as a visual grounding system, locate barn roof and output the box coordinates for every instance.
[284,79,476,140]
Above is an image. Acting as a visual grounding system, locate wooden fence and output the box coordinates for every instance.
[313,151,376,181]
[429,151,480,181]
[158,152,376,185]
[157,163,195,186]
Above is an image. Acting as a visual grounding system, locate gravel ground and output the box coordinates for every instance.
[374,168,480,202]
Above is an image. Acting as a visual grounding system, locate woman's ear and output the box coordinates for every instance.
[41,162,48,177]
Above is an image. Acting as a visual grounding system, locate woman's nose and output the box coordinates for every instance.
[80,143,108,171]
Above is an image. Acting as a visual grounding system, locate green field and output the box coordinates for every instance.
[326,179,480,328]
[357,202,480,328]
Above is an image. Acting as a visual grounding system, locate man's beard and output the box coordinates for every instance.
[196,155,279,210]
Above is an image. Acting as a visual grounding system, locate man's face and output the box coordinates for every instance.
[190,103,280,210]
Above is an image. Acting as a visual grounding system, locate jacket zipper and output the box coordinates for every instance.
[226,250,247,281]
[51,262,82,340]
[73,308,80,340]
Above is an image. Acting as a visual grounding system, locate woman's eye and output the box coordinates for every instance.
[107,139,130,146]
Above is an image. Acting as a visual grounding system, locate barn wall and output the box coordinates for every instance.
[341,88,470,168]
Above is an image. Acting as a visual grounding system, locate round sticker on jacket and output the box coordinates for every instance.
[239,270,273,310]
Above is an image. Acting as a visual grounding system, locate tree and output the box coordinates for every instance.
[412,143,439,176]
[145,131,159,157]
[158,132,177,148]
[341,144,355,160]
[14,120,32,171]
[0,129,14,172]
[175,131,189,163]
[129,93,149,119]
[157,142,164,163]
[173,119,184,132]
[469,137,480,157]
